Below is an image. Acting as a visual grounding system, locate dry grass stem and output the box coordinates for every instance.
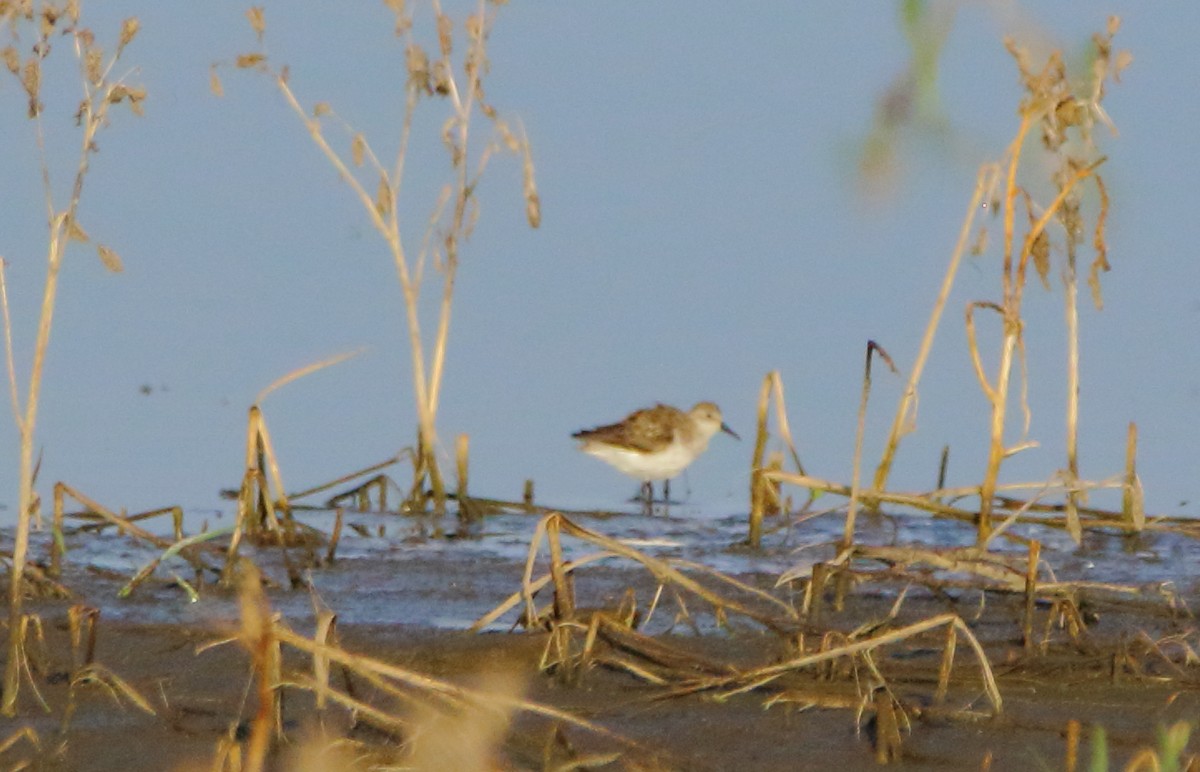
[119,525,233,598]
[269,626,630,747]
[873,164,1001,492]
[748,373,772,548]
[496,514,797,633]
[755,22,1133,562]
[972,34,1118,545]
[50,483,216,587]
[691,612,1001,715]
[255,347,365,405]
[1123,421,1145,530]
[2,6,145,715]
[224,1,536,514]
[286,453,407,505]
[844,342,897,550]
[1022,540,1041,651]
[749,371,810,547]
[0,725,39,757]
[767,470,1180,541]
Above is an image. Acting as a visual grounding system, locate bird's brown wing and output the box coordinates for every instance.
[572,404,677,452]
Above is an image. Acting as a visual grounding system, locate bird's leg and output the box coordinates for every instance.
[663,478,671,505]
[638,481,653,516]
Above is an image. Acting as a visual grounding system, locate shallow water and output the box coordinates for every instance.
[18,501,1200,632]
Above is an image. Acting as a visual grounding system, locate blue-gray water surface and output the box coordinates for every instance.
[17,502,1200,634]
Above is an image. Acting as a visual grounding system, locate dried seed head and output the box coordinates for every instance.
[235,53,265,69]
[246,6,266,42]
[465,12,484,44]
[107,83,146,110]
[441,117,461,163]
[522,137,540,229]
[128,87,146,116]
[437,13,452,56]
[67,0,80,24]
[118,17,140,49]
[384,0,412,36]
[21,56,40,117]
[406,43,430,94]
[1093,29,1112,65]
[475,81,494,117]
[40,5,59,37]
[1003,37,1033,89]
[431,60,451,96]
[382,0,406,19]
[351,133,365,167]
[1112,50,1133,83]
[67,218,90,243]
[525,190,541,230]
[1030,229,1050,290]
[2,47,18,75]
[494,120,519,153]
[84,48,102,84]
[312,101,330,117]
[209,66,224,97]
[375,175,393,217]
[97,244,124,273]
[1054,98,1084,130]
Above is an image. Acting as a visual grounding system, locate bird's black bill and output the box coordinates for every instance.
[721,423,741,440]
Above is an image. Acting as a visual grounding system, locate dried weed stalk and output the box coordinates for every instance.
[693,612,1002,716]
[239,349,363,533]
[844,341,898,550]
[748,370,810,547]
[969,19,1128,545]
[0,4,144,715]
[287,454,407,511]
[873,163,1002,492]
[213,558,632,769]
[472,513,798,635]
[220,352,366,588]
[219,2,538,514]
[758,20,1134,552]
[49,482,214,586]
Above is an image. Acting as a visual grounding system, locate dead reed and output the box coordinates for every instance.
[844,341,898,550]
[48,482,218,592]
[0,4,144,716]
[472,512,798,635]
[217,1,538,516]
[472,510,1037,763]
[0,604,153,767]
[747,370,810,548]
[959,21,1127,545]
[201,557,637,769]
[753,18,1136,553]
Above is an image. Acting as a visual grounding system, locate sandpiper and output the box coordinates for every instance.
[572,402,740,505]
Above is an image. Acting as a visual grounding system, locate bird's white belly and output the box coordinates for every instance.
[582,439,699,481]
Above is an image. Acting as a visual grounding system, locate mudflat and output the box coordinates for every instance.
[2,542,1197,771]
